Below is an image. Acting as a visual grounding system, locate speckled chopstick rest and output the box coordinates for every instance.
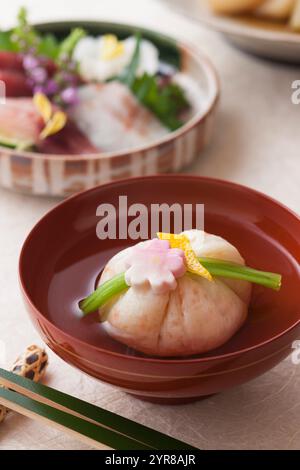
[0,345,48,423]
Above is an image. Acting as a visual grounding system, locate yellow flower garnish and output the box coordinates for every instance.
[39,111,67,140]
[33,92,52,122]
[157,232,212,281]
[33,92,67,140]
[101,34,125,61]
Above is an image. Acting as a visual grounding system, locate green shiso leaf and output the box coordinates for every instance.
[79,259,282,316]
[119,34,189,131]
[131,73,189,130]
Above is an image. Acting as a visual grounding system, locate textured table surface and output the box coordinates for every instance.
[0,0,299,450]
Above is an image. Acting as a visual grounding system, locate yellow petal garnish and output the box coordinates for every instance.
[101,34,125,61]
[33,92,52,123]
[157,232,212,281]
[33,92,67,140]
[39,111,67,140]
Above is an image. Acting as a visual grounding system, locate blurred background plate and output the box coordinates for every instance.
[0,20,219,198]
[161,0,300,63]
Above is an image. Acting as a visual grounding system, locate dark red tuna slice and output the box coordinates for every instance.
[0,51,24,71]
[0,51,57,75]
[0,69,32,97]
[37,120,99,155]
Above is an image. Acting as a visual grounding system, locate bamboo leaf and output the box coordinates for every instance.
[0,368,195,450]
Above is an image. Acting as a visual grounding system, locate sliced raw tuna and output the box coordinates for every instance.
[0,96,98,154]
[0,51,24,71]
[0,51,56,75]
[0,70,32,97]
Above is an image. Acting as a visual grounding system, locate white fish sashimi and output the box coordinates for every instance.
[73,83,169,152]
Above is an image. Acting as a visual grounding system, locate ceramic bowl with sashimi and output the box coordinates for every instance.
[0,10,219,197]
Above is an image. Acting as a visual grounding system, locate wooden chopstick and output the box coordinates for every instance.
[0,368,196,450]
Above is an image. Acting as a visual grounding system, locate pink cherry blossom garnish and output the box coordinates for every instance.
[124,239,186,294]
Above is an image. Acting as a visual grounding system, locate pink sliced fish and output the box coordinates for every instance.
[0,98,42,143]
[0,97,98,154]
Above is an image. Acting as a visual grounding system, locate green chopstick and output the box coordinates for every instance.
[0,368,196,450]
[80,258,282,315]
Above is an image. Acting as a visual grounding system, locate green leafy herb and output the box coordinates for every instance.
[132,73,189,130]
[38,34,60,60]
[0,31,18,52]
[11,7,41,52]
[119,34,189,131]
[0,134,34,150]
[80,259,282,316]
[58,27,86,61]
[120,32,141,87]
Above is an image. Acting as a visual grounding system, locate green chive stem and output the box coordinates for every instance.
[79,273,127,315]
[79,259,282,316]
[199,257,282,291]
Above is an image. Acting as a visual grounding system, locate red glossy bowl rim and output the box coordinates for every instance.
[19,174,300,364]
[0,20,220,162]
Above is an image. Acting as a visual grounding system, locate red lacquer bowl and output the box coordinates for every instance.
[19,175,300,404]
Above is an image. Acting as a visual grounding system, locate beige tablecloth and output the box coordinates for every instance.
[0,0,299,450]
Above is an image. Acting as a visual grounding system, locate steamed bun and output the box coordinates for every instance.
[99,230,252,357]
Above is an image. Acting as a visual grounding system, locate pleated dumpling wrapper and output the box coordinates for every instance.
[99,230,252,357]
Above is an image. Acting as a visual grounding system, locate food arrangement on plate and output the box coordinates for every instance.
[19,176,300,403]
[0,9,218,196]
[0,8,197,154]
[162,0,300,62]
[80,230,281,357]
[209,0,300,30]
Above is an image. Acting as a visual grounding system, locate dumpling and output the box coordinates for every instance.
[99,230,252,357]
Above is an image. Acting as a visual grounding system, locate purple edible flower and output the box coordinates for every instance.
[60,71,77,85]
[60,86,78,105]
[44,79,59,95]
[30,66,48,84]
[33,84,46,94]
[23,54,39,70]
